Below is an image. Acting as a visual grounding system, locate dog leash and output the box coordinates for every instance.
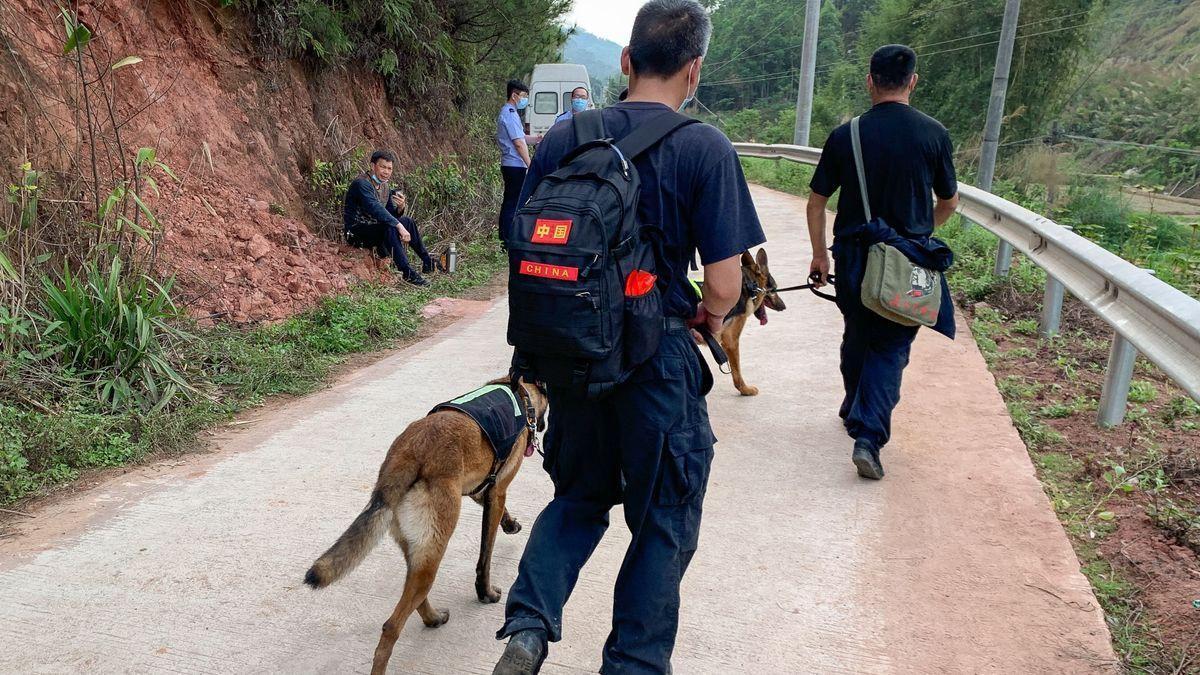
[773,272,838,302]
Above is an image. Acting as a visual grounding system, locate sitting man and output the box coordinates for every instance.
[343,150,438,286]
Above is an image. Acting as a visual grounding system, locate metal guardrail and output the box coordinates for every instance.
[734,142,1200,426]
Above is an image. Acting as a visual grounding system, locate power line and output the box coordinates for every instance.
[691,96,746,143]
[1063,134,1200,158]
[699,3,1177,89]
[704,11,800,80]
[814,2,1179,76]
[700,0,1089,76]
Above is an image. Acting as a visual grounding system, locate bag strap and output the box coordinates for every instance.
[573,109,607,147]
[850,115,873,222]
[615,110,699,159]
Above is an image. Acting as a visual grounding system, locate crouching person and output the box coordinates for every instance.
[343,150,437,286]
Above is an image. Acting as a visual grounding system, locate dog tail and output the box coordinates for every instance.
[304,488,390,589]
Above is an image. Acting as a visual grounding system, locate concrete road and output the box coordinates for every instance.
[0,186,1116,673]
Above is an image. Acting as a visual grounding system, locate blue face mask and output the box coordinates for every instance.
[516,96,529,111]
[571,98,588,113]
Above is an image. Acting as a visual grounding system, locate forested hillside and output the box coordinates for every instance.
[1061,0,1200,196]
[699,0,1099,148]
[563,28,623,95]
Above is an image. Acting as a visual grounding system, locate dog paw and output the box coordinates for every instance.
[501,518,522,534]
[477,585,502,604]
[423,609,450,628]
[738,385,760,397]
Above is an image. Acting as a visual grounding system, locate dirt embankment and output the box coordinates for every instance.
[0,0,469,323]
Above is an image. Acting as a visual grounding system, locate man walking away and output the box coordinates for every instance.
[493,2,764,673]
[553,86,590,126]
[497,79,534,242]
[806,45,959,479]
[343,150,432,286]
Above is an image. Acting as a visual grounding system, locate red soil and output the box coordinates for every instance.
[0,0,468,323]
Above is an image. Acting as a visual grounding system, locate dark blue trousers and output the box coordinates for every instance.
[499,331,715,674]
[837,303,919,449]
[350,216,432,274]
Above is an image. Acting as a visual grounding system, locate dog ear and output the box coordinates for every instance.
[755,248,768,268]
[740,250,755,267]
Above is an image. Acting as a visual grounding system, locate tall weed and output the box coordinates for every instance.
[40,258,191,411]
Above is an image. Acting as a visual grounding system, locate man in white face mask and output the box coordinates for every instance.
[493,2,764,674]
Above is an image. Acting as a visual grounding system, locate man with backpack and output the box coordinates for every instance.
[806,45,960,480]
[493,2,764,674]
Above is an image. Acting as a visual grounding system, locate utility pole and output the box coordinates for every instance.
[978,0,1021,275]
[793,0,821,146]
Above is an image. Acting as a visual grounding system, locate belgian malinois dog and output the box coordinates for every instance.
[719,249,786,396]
[303,376,548,675]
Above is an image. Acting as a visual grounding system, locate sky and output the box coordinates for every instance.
[563,0,643,45]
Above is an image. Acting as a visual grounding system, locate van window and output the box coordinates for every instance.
[563,92,572,113]
[534,92,558,115]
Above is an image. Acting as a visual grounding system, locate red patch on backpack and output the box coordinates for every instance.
[519,260,579,281]
[531,219,572,245]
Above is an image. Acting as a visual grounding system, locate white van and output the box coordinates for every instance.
[528,63,591,136]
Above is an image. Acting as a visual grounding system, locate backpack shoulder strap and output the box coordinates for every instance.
[615,110,699,159]
[573,109,607,147]
[850,115,873,222]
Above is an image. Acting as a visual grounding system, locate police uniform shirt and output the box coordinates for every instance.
[810,101,957,239]
[519,101,766,319]
[496,103,527,169]
[553,110,574,126]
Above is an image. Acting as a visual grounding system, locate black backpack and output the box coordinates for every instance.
[505,109,698,398]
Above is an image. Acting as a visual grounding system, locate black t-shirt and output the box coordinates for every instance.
[519,101,766,318]
[810,102,957,239]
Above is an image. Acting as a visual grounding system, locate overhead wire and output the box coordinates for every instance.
[698,3,1179,90]
[707,0,1074,75]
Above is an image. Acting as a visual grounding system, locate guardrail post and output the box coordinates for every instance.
[994,240,1014,277]
[1096,268,1159,427]
[1038,225,1071,338]
[1039,275,1065,338]
[1097,332,1138,427]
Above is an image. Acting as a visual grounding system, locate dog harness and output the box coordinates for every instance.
[431,384,535,496]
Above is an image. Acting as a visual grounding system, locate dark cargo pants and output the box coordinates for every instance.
[836,299,919,449]
[498,329,716,674]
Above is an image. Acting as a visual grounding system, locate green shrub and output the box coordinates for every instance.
[39,258,191,411]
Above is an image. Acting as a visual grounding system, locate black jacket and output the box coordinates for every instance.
[831,218,956,339]
[342,175,399,236]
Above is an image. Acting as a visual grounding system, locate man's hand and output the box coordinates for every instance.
[390,192,406,212]
[395,222,411,242]
[809,253,831,288]
[689,304,725,343]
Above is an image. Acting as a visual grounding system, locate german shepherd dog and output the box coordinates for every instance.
[304,376,548,675]
[716,249,786,396]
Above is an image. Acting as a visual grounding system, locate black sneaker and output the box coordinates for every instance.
[851,439,885,480]
[402,271,430,287]
[493,629,547,675]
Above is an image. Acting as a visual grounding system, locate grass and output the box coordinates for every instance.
[0,239,506,504]
[952,247,1198,672]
